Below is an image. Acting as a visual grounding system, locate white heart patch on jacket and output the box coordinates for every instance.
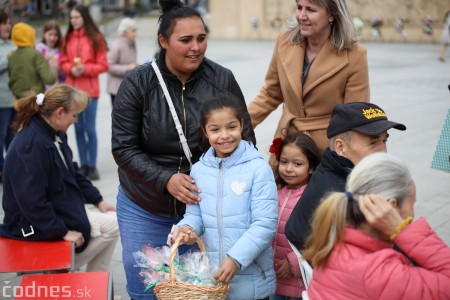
[231,181,246,195]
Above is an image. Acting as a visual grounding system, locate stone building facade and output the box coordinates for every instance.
[207,0,450,43]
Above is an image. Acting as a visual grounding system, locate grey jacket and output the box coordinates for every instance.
[0,39,16,108]
[106,37,137,95]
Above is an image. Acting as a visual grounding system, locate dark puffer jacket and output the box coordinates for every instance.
[285,148,353,250]
[111,52,256,217]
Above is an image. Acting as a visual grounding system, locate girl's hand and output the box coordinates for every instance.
[275,258,292,280]
[214,256,239,284]
[358,194,404,237]
[166,173,201,204]
[179,227,198,245]
[70,66,84,77]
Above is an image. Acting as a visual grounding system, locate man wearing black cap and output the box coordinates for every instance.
[285,102,406,251]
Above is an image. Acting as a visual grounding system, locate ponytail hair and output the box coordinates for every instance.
[13,84,88,132]
[302,192,348,267]
[303,152,414,267]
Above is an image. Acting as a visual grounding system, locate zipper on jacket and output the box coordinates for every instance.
[175,83,188,170]
[218,161,224,261]
[172,82,188,217]
[273,189,291,250]
[254,260,266,280]
[173,157,183,216]
[181,83,187,139]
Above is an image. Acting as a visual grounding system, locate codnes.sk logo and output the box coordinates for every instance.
[2,280,92,298]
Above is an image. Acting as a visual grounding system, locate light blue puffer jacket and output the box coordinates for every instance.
[178,141,278,300]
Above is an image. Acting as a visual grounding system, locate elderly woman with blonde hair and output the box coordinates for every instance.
[107,17,138,105]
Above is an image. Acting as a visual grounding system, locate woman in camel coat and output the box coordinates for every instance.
[248,0,370,156]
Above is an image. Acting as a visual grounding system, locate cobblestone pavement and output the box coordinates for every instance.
[1,31,449,298]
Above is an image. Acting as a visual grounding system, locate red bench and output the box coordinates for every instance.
[0,237,74,273]
[14,271,113,300]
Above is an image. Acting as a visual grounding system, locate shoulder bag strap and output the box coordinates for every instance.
[151,60,192,167]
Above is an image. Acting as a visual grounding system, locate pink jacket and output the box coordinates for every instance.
[60,29,108,98]
[273,185,306,297]
[308,217,450,300]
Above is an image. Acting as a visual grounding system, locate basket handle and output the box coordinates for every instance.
[168,232,206,283]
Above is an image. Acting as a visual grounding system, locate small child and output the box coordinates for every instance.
[269,132,321,300]
[169,93,278,300]
[36,20,65,88]
[8,22,56,101]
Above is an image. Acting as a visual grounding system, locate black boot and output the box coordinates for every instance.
[88,166,100,180]
[79,165,89,177]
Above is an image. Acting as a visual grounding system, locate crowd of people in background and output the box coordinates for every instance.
[1,0,450,300]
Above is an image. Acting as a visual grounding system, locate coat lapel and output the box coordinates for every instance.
[278,39,305,99]
[303,41,349,95]
[277,39,350,117]
[278,37,305,117]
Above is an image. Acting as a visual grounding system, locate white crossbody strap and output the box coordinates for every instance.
[151,60,192,167]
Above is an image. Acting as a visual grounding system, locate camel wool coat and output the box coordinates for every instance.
[248,30,370,153]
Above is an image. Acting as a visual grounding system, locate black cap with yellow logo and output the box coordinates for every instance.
[327,102,406,138]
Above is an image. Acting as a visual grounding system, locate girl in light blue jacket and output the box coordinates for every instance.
[172,93,278,300]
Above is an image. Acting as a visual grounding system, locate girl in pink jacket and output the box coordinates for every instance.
[303,152,450,300]
[269,132,320,299]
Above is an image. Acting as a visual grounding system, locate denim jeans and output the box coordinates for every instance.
[0,108,16,170]
[74,98,98,167]
[116,185,194,300]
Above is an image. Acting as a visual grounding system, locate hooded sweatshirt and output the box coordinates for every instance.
[8,22,56,98]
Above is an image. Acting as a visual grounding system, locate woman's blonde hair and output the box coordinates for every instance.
[302,152,414,267]
[286,0,356,51]
[13,84,89,132]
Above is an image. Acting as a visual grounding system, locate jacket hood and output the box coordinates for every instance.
[200,140,261,168]
[11,22,35,47]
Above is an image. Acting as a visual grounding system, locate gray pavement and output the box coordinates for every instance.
[1,30,450,299]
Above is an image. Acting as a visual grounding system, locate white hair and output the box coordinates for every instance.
[118,18,137,36]
[347,152,414,205]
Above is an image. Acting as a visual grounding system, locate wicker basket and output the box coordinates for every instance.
[153,233,230,300]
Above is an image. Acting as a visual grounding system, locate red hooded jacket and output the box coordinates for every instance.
[60,28,108,98]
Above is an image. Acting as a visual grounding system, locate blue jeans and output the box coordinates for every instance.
[74,98,97,167]
[270,294,302,300]
[0,108,16,170]
[117,186,194,300]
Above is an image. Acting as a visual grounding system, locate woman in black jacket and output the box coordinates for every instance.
[111,1,256,299]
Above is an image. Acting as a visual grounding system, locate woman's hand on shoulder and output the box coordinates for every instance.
[214,256,239,284]
[166,173,201,204]
[358,194,403,237]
